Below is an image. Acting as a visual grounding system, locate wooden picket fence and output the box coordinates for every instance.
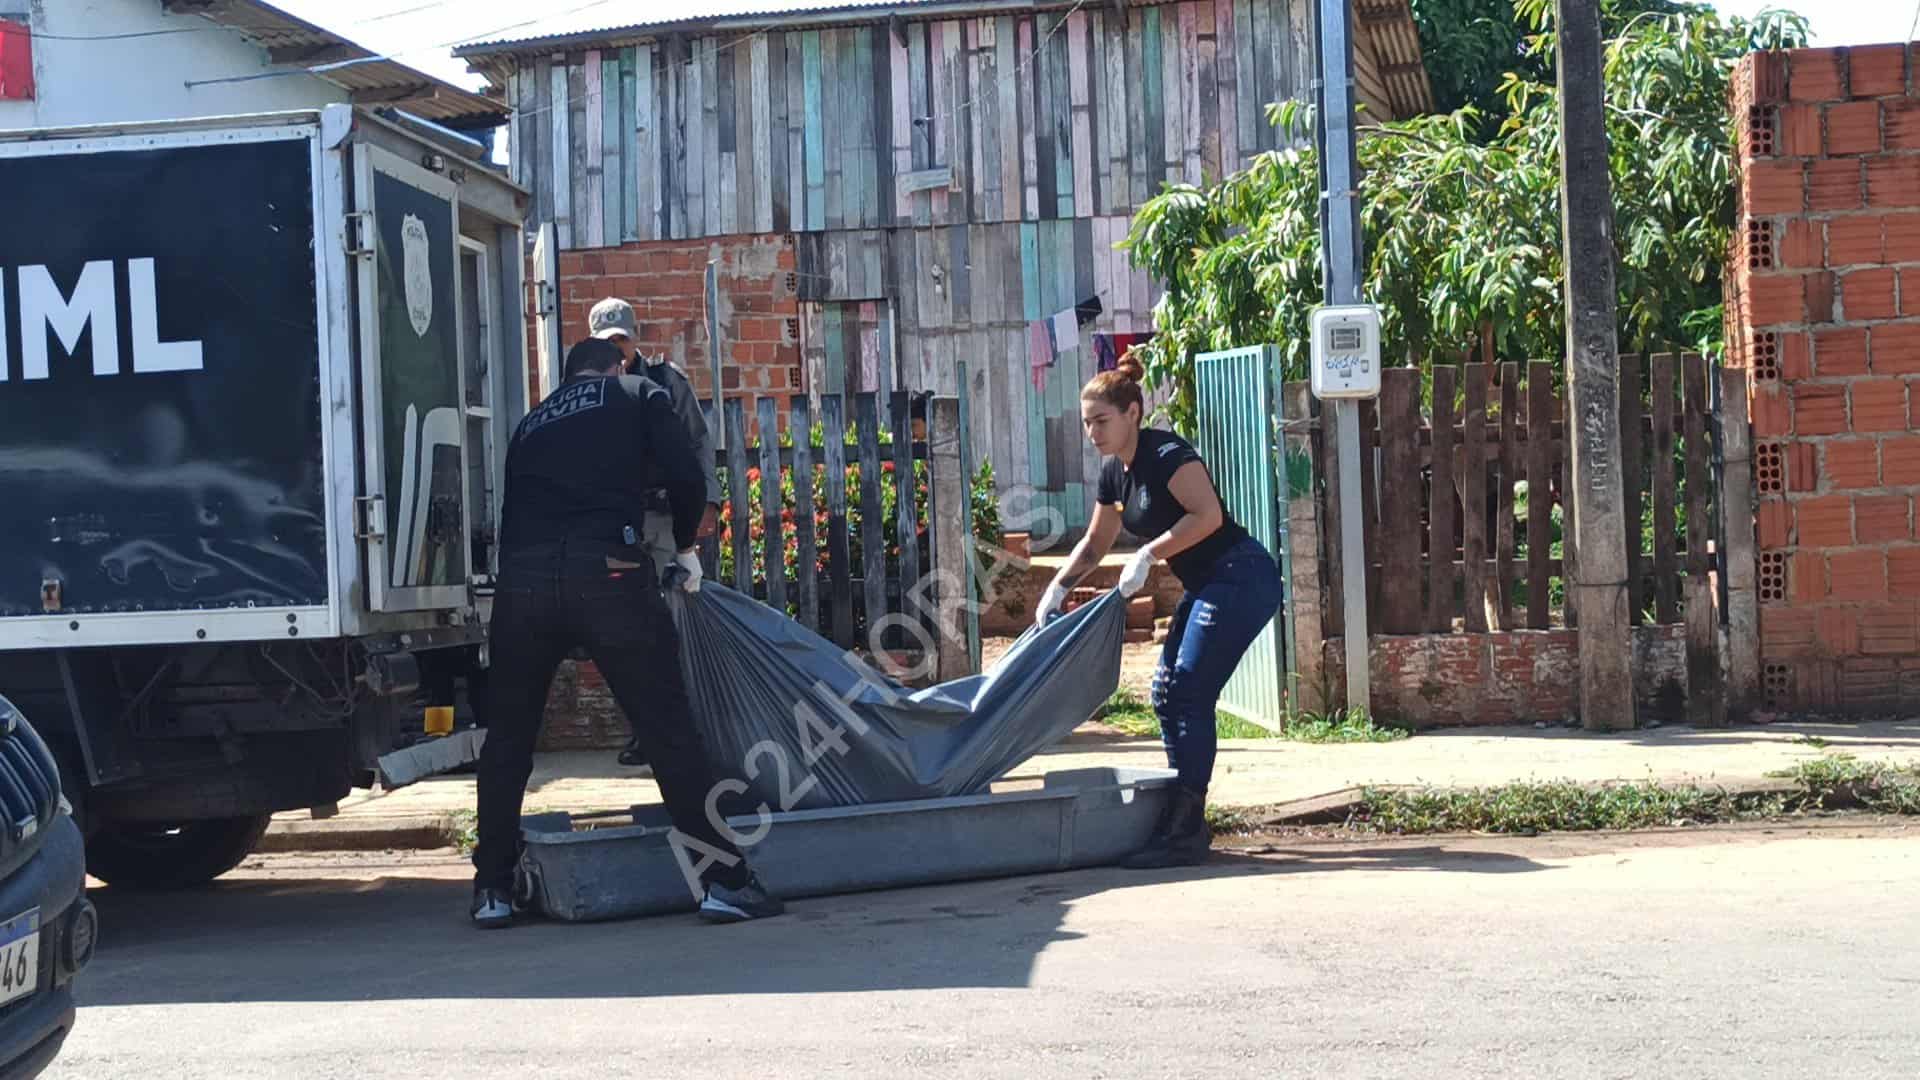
[699,389,944,651]
[1319,355,1722,637]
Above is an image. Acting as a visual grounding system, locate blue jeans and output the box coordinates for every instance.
[1152,537,1283,795]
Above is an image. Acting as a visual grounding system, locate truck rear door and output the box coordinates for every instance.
[350,145,472,613]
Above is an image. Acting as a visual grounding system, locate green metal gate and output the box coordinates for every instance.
[1193,346,1292,730]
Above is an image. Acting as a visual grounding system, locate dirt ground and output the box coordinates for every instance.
[982,635,1161,695]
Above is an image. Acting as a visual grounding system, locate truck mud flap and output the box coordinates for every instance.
[376,728,487,789]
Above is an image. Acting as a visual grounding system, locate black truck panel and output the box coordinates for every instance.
[0,136,327,618]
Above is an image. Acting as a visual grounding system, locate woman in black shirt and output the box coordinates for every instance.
[1036,356,1283,868]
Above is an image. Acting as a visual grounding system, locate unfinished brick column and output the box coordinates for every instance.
[523,234,804,411]
[555,234,803,401]
[531,234,803,750]
[1728,43,1920,712]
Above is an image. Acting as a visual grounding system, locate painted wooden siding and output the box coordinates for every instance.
[787,220,1158,531]
[512,0,1319,246]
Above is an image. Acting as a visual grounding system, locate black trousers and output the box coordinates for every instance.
[472,538,749,892]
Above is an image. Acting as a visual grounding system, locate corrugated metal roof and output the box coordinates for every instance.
[457,0,1058,57]
[455,0,1434,118]
[179,0,507,128]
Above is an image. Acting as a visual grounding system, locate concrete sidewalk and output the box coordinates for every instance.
[265,718,1920,850]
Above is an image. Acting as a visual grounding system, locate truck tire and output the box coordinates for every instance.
[85,814,274,890]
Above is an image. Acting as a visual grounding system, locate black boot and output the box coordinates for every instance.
[1122,786,1212,869]
[617,735,652,771]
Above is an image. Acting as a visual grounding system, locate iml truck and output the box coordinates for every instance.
[0,105,531,887]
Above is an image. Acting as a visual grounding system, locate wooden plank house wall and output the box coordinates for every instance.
[483,0,1424,529]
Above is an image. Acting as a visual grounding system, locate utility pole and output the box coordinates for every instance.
[1555,0,1633,730]
[705,259,725,449]
[1314,0,1369,713]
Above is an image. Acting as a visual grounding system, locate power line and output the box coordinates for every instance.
[22,1,468,42]
[26,27,217,41]
[501,25,783,126]
[503,0,1089,143]
[357,2,463,27]
[918,0,1089,131]
[184,0,630,89]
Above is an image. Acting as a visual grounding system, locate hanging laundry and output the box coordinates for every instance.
[1093,335,1119,372]
[1028,319,1054,391]
[1110,332,1154,365]
[1050,309,1080,355]
[1075,294,1104,327]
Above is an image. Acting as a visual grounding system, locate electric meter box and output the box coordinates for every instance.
[1310,305,1382,400]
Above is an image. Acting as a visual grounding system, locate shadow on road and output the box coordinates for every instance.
[76,843,1549,1007]
[1233,842,1553,876]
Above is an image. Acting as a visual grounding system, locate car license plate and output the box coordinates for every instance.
[0,910,39,1008]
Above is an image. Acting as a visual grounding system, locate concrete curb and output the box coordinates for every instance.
[257,774,1836,853]
[260,815,459,854]
[1247,775,1809,828]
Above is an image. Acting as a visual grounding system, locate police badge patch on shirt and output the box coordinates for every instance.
[519,378,608,438]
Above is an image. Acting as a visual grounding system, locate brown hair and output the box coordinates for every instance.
[1080,353,1145,421]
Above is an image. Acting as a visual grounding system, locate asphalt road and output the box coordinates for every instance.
[47,821,1920,1079]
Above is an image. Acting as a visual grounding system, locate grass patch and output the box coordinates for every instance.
[1793,734,1831,749]
[1092,690,1409,743]
[1350,780,1773,834]
[1092,689,1164,738]
[1282,708,1412,744]
[1205,804,1258,836]
[449,809,478,855]
[1348,754,1920,835]
[1776,754,1920,814]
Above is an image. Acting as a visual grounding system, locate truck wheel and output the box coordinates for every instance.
[85,815,274,890]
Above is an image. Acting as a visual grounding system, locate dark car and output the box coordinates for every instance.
[0,694,95,1079]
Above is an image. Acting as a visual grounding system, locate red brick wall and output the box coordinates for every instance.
[1322,627,1688,727]
[540,234,803,405]
[529,235,805,749]
[537,661,629,751]
[1728,44,1920,712]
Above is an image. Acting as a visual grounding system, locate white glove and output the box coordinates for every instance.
[674,550,704,594]
[1035,581,1069,624]
[1117,547,1157,598]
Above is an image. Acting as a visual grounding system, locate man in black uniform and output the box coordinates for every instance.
[586,297,719,771]
[470,337,782,927]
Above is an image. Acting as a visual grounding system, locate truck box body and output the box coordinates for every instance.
[0,124,335,643]
[0,107,528,649]
[0,108,532,877]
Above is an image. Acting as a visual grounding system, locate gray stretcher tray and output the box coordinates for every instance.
[514,766,1178,922]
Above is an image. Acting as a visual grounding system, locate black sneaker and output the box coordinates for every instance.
[617,736,653,773]
[471,885,515,929]
[699,873,786,923]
